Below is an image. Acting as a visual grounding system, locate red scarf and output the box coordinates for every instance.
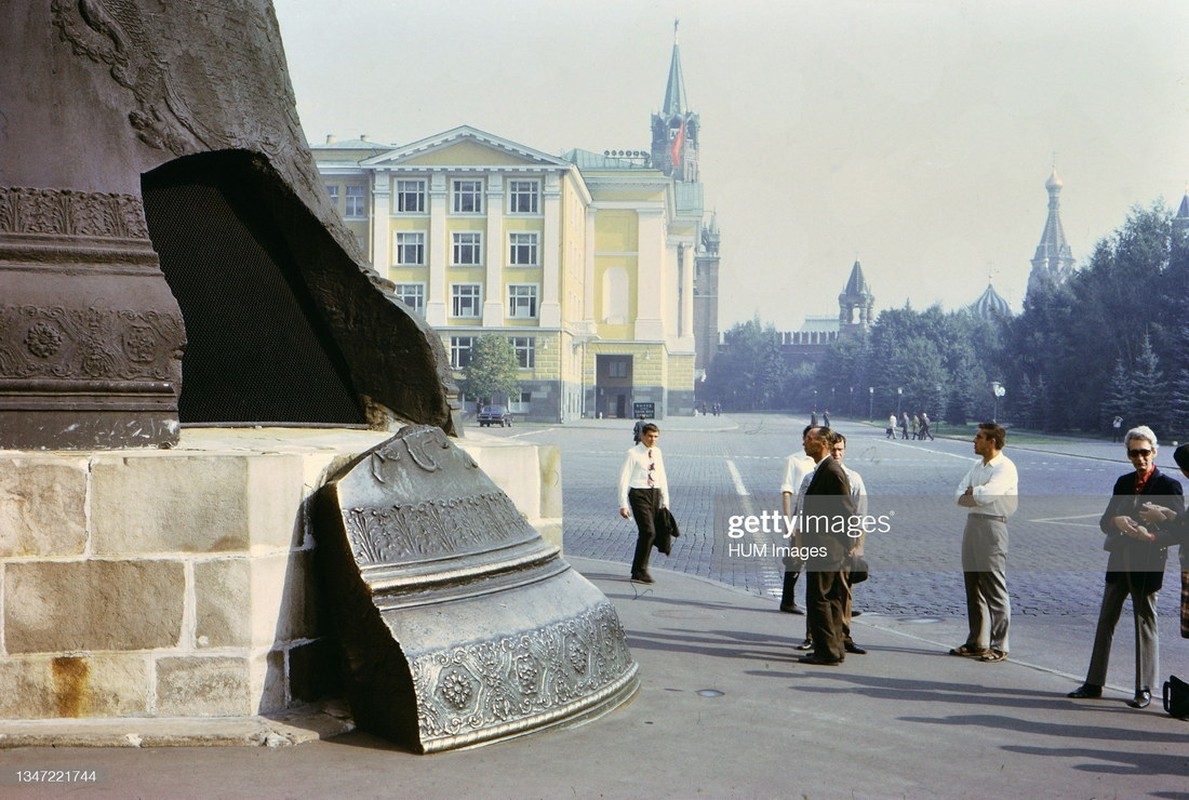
[1134,465,1156,495]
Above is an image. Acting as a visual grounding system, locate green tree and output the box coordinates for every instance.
[703,317,790,410]
[460,335,521,406]
[1131,334,1168,434]
[1007,202,1173,432]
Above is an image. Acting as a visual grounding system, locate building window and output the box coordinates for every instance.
[608,359,630,378]
[508,180,539,214]
[508,390,531,413]
[344,185,366,217]
[325,184,339,210]
[508,284,539,318]
[394,283,425,315]
[508,232,538,266]
[396,179,426,213]
[395,232,425,266]
[450,336,475,369]
[451,283,482,318]
[452,179,483,214]
[509,337,536,369]
[452,232,482,266]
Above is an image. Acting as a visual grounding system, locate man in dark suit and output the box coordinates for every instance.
[798,428,857,666]
[1068,425,1184,709]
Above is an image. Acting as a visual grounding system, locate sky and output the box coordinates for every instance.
[272,0,1189,331]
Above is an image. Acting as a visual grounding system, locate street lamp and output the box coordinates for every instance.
[897,386,903,417]
[991,381,1006,423]
[868,387,874,420]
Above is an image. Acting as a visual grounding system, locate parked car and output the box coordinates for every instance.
[477,404,512,427]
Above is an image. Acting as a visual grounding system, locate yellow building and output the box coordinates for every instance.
[311,32,707,421]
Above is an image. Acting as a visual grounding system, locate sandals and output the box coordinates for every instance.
[948,644,988,658]
[979,649,1008,663]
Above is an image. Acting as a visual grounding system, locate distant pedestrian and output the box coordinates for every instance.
[810,410,819,427]
[632,414,647,444]
[911,414,920,439]
[618,423,670,584]
[822,409,830,427]
[1067,426,1183,709]
[949,422,1017,663]
[1112,415,1124,442]
[900,413,909,440]
[920,412,935,441]
[886,414,896,439]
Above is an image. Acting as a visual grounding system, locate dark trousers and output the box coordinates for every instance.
[806,563,849,662]
[628,487,660,576]
[780,566,800,607]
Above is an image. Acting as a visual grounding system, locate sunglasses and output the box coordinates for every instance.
[1128,449,1153,458]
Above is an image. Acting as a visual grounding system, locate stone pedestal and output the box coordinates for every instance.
[0,427,566,732]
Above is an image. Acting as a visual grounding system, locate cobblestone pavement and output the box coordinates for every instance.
[484,413,1188,635]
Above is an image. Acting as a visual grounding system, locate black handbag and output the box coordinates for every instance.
[1163,675,1189,720]
[849,554,869,584]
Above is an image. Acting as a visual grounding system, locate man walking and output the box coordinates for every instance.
[949,422,1018,663]
[799,428,857,666]
[618,423,670,584]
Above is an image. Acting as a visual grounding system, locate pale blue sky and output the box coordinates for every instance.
[273,0,1188,330]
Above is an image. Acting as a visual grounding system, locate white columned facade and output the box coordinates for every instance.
[678,239,696,350]
[539,172,562,327]
[370,171,391,273]
[634,207,666,341]
[584,207,597,322]
[426,173,448,326]
[482,174,505,326]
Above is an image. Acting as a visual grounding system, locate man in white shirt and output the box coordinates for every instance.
[618,423,670,584]
[779,425,819,613]
[949,422,1019,663]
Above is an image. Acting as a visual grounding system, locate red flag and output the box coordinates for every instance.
[670,121,685,170]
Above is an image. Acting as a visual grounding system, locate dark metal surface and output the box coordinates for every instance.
[317,425,639,753]
[0,1,457,449]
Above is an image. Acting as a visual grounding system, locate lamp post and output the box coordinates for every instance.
[991,381,1006,423]
[897,386,903,417]
[868,386,874,420]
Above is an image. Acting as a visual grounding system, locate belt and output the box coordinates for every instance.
[969,513,1007,523]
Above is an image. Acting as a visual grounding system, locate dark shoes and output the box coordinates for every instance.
[630,572,655,584]
[796,638,814,651]
[797,654,843,666]
[1127,688,1152,709]
[844,642,867,655]
[779,603,805,615]
[1066,684,1102,699]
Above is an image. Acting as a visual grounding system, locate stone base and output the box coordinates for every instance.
[0,427,562,735]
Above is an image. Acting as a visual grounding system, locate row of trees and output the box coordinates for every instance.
[703,200,1189,439]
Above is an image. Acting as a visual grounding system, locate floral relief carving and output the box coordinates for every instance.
[0,187,150,239]
[0,305,182,381]
[24,322,64,359]
[412,603,634,745]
